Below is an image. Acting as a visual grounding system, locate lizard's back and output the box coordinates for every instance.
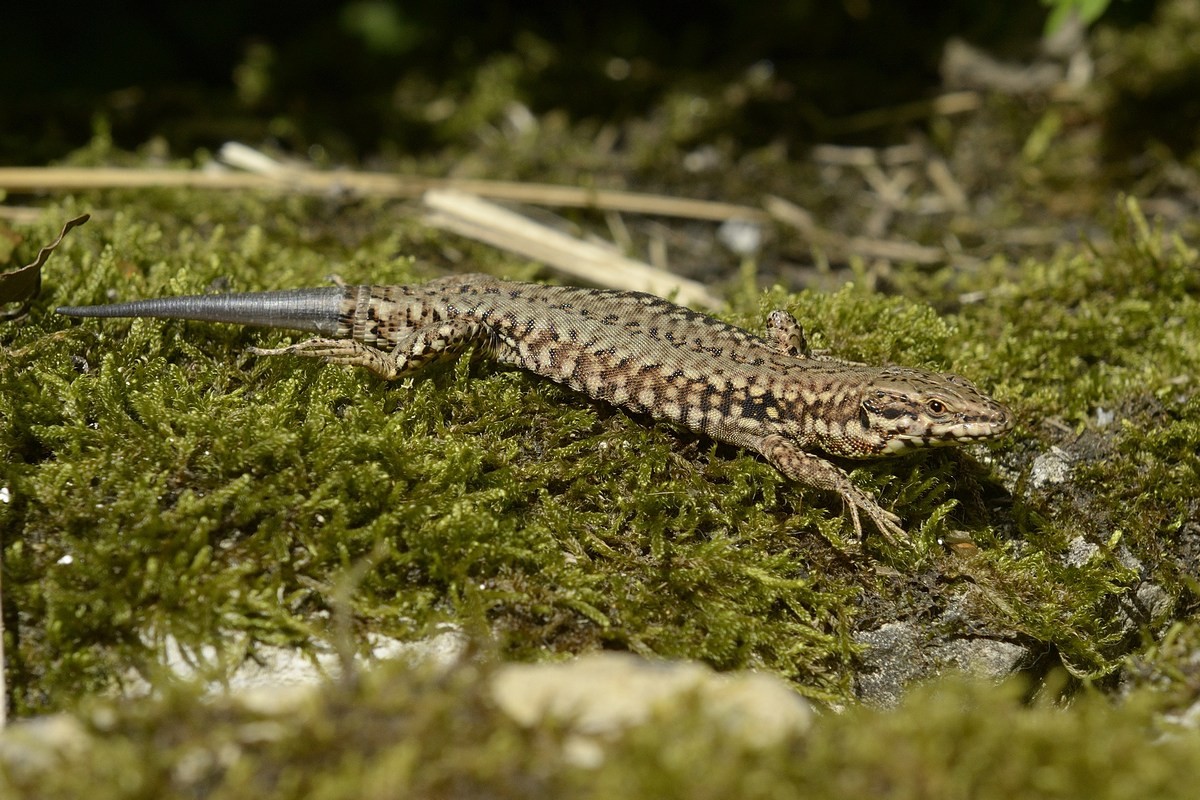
[353,274,815,432]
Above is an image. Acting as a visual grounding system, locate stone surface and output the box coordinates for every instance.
[1030,447,1073,489]
[122,627,468,706]
[490,651,812,765]
[0,714,92,781]
[854,587,1034,707]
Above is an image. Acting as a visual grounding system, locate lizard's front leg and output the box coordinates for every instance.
[765,310,809,357]
[764,309,866,365]
[758,433,904,544]
[248,319,486,380]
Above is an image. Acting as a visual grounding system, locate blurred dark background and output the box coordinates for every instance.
[4,0,1158,166]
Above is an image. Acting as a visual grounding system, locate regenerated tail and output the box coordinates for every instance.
[56,287,346,335]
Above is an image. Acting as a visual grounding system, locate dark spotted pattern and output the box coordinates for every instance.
[58,273,1014,546]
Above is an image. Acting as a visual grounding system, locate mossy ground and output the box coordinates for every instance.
[2,184,1199,794]
[5,2,1200,794]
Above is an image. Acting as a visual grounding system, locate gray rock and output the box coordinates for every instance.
[1030,447,1073,489]
[854,589,1033,706]
[0,714,92,780]
[490,652,812,766]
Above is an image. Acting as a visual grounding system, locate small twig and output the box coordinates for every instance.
[764,194,947,266]
[603,210,635,255]
[880,143,926,167]
[818,90,981,136]
[423,190,725,308]
[860,164,916,210]
[925,159,970,214]
[860,164,916,237]
[810,145,877,168]
[0,164,768,224]
[845,235,946,264]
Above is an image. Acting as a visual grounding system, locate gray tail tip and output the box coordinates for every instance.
[57,306,112,318]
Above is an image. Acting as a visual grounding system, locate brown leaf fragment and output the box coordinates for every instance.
[0,213,90,322]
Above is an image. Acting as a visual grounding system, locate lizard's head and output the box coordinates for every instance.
[848,367,1013,456]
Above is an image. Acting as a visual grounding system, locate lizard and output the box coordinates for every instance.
[57,273,1014,545]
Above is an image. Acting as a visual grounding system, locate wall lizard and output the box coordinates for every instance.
[58,273,1013,544]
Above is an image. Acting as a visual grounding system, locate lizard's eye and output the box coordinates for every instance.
[927,399,946,414]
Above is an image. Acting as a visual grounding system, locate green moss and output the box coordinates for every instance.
[3,664,1199,799]
[4,197,867,709]
[597,676,1200,800]
[2,187,1199,718]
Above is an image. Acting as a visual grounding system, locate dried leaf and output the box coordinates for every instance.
[0,213,90,322]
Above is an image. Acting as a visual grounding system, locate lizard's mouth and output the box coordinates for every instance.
[881,407,1014,453]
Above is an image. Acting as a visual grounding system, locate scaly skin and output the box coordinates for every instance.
[59,273,1014,544]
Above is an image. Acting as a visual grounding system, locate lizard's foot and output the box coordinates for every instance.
[759,433,907,547]
[846,497,904,545]
[248,338,403,380]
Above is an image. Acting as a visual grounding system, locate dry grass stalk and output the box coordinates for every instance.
[423,190,725,308]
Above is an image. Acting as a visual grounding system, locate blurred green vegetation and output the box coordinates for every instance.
[0,1,1132,163]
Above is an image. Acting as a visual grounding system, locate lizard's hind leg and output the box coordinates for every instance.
[249,319,487,380]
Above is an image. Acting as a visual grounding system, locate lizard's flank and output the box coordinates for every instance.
[58,274,1013,544]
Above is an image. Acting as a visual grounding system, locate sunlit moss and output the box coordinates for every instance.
[1,186,1198,722]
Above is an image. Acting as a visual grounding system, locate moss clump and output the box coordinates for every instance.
[3,663,1200,800]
